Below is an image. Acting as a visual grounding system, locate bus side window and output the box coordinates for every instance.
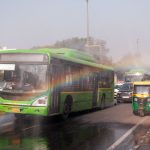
[99,71,112,88]
[72,66,80,90]
[65,65,73,85]
[80,66,91,91]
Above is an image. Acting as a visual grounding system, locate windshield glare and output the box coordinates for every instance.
[120,83,133,91]
[115,84,122,89]
[0,64,48,92]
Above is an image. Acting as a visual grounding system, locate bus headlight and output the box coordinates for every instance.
[134,98,138,102]
[32,96,48,106]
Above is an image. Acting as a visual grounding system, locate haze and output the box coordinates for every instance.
[0,0,150,64]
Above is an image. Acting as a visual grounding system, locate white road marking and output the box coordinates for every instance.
[107,117,148,150]
[0,122,14,127]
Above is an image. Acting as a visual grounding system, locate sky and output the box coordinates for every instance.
[1,0,150,64]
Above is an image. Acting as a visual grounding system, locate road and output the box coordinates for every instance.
[0,103,150,150]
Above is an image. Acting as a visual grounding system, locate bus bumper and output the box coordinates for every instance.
[0,105,48,116]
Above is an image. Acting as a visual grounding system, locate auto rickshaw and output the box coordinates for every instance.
[132,81,150,117]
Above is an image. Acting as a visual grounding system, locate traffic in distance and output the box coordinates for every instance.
[0,48,150,119]
[115,68,150,117]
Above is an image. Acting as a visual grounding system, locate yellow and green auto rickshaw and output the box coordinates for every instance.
[132,81,150,117]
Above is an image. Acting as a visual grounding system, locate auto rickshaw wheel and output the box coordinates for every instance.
[133,111,138,116]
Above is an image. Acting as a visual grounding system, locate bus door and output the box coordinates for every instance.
[92,73,99,107]
[51,64,62,113]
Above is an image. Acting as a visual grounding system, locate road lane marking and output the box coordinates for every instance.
[107,117,148,150]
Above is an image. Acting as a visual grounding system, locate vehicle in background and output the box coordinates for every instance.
[142,72,150,81]
[116,82,133,103]
[124,68,147,82]
[114,83,123,99]
[132,81,150,117]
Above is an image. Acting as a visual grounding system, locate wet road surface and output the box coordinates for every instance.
[0,104,150,150]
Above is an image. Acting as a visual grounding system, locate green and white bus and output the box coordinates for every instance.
[0,48,114,118]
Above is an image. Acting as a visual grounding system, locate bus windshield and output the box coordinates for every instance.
[134,85,150,94]
[0,64,48,93]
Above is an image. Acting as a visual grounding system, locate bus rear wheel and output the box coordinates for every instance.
[100,95,105,109]
[62,95,73,119]
[63,103,71,119]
